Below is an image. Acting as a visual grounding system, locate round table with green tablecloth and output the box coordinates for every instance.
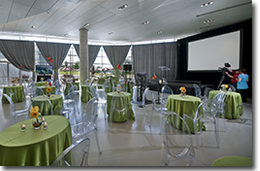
[166,94,202,134]
[0,115,72,166]
[2,85,25,103]
[107,92,134,122]
[208,90,243,119]
[81,85,94,103]
[35,81,47,86]
[36,85,56,95]
[211,156,252,166]
[64,82,80,96]
[31,95,63,116]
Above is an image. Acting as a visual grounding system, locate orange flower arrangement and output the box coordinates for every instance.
[30,106,39,118]
[180,87,186,93]
[45,81,48,85]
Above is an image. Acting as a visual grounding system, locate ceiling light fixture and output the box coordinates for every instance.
[64,34,68,36]
[31,25,35,28]
[200,1,214,7]
[203,19,214,24]
[118,4,128,10]
[108,32,113,35]
[84,23,90,27]
[46,11,50,14]
[157,30,163,34]
[142,20,150,25]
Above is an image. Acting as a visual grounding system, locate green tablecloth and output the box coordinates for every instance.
[107,92,135,122]
[36,85,56,95]
[166,95,202,134]
[64,82,80,96]
[35,82,47,86]
[31,95,63,116]
[81,85,94,103]
[211,156,252,166]
[208,90,243,119]
[0,115,72,166]
[2,85,25,103]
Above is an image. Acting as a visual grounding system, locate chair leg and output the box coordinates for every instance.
[149,109,154,127]
[94,129,102,154]
[214,119,220,148]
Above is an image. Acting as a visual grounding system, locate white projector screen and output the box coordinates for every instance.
[188,31,240,71]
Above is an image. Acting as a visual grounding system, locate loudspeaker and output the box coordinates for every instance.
[123,64,132,71]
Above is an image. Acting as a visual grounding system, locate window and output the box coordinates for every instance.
[93,46,113,70]
[60,45,80,76]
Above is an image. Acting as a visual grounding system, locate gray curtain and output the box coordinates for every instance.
[132,42,177,81]
[73,44,101,68]
[0,40,35,72]
[36,42,71,81]
[103,45,130,68]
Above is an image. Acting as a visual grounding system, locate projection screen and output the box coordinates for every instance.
[188,30,240,71]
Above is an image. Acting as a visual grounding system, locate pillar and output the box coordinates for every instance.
[79,28,89,85]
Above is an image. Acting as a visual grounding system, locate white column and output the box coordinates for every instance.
[79,28,89,85]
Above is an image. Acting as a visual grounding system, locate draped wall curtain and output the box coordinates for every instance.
[103,45,131,68]
[132,42,177,81]
[73,44,101,68]
[36,42,71,81]
[0,40,35,72]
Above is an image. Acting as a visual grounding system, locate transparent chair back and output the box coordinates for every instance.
[50,137,90,166]
[164,112,204,166]
[29,96,54,116]
[193,84,202,98]
[161,85,173,99]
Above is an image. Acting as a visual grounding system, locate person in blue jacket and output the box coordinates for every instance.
[237,68,249,102]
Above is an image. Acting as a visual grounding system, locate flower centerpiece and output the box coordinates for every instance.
[221,84,228,91]
[46,87,52,97]
[179,86,187,97]
[29,106,42,129]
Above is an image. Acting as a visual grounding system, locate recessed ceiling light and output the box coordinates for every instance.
[157,30,163,34]
[200,1,214,7]
[203,19,214,24]
[142,20,150,25]
[84,23,90,27]
[64,34,68,36]
[118,4,128,10]
[31,25,35,28]
[108,32,113,35]
[46,11,50,14]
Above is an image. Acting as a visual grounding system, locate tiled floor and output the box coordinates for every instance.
[0,90,253,167]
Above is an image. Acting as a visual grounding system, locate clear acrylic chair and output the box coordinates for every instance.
[71,97,102,154]
[30,95,54,116]
[149,91,168,134]
[161,85,173,107]
[227,84,236,92]
[53,80,62,95]
[109,92,129,132]
[164,111,205,166]
[6,87,17,103]
[139,87,149,116]
[3,94,29,124]
[193,84,204,100]
[212,91,227,132]
[203,87,213,100]
[184,97,224,149]
[50,137,90,166]
[117,82,126,92]
[35,87,44,96]
[63,91,78,122]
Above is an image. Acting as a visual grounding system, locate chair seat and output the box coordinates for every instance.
[16,109,28,114]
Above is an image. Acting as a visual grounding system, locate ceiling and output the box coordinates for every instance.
[0,0,252,44]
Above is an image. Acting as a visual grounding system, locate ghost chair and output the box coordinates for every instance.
[70,97,102,154]
[164,111,205,166]
[50,137,90,166]
[149,91,168,134]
